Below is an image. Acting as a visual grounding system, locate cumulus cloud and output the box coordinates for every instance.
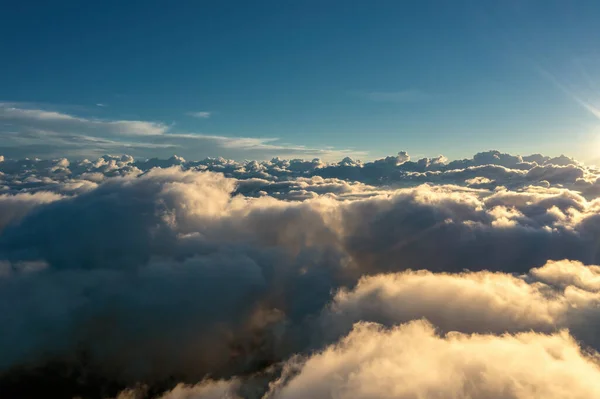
[265,320,600,399]
[0,191,64,231]
[3,150,600,398]
[0,149,591,197]
[320,261,600,346]
[531,259,600,291]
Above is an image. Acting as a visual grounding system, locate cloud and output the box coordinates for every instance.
[187,111,212,119]
[0,192,65,232]
[320,260,600,346]
[0,104,169,136]
[0,104,364,161]
[106,257,600,398]
[265,320,600,399]
[157,379,241,399]
[2,150,600,397]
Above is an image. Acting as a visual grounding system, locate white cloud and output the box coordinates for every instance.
[187,111,212,119]
[0,105,79,122]
[106,120,170,136]
[0,104,364,161]
[0,103,169,136]
[321,260,600,346]
[267,320,600,399]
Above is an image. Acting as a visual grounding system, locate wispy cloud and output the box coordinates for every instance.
[0,104,365,161]
[0,104,170,136]
[361,89,432,103]
[187,111,212,119]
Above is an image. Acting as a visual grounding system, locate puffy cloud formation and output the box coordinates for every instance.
[2,150,600,398]
[320,261,600,345]
[0,191,63,232]
[0,149,591,199]
[266,321,600,399]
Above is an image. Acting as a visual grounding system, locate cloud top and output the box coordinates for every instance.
[1,150,600,398]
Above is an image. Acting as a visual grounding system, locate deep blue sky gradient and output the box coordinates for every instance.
[2,0,600,161]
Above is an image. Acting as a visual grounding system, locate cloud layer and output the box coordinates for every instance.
[0,104,364,161]
[3,150,600,398]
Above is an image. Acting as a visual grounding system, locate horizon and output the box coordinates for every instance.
[0,148,588,166]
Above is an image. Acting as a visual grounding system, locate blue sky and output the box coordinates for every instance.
[2,0,600,161]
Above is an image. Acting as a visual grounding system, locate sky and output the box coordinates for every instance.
[2,0,600,162]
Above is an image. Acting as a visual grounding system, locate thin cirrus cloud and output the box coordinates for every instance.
[0,103,364,161]
[0,103,170,136]
[186,111,212,118]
